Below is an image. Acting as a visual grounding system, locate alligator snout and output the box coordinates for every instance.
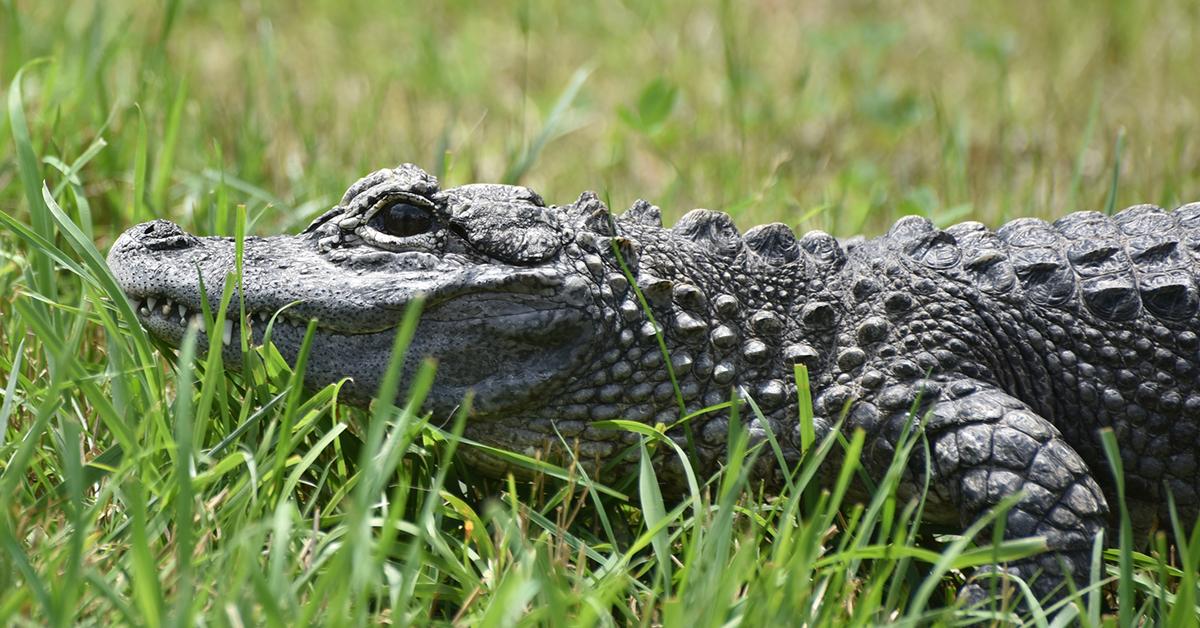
[112,219,200,253]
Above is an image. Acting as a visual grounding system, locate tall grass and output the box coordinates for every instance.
[2,0,1200,624]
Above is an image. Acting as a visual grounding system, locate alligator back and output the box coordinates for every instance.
[872,203,1200,516]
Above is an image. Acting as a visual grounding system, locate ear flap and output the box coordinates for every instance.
[437,183,563,264]
[449,201,565,264]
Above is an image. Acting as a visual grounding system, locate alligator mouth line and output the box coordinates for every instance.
[126,293,318,346]
[125,290,580,347]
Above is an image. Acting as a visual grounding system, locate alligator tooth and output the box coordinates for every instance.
[130,299,142,313]
[147,297,157,312]
[177,304,187,320]
[221,319,234,345]
[258,311,270,323]
[161,301,172,315]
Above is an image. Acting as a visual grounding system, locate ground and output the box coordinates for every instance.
[1,0,1199,624]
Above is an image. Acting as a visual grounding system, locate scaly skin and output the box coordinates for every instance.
[107,164,1200,602]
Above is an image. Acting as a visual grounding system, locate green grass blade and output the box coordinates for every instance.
[169,320,199,628]
[0,336,24,449]
[39,184,160,388]
[637,439,672,596]
[795,363,815,453]
[1104,128,1125,216]
[125,480,164,628]
[1099,428,1133,626]
[7,59,55,301]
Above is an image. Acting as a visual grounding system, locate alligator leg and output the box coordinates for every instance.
[873,379,1109,605]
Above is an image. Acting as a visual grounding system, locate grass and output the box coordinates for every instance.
[2,0,1200,624]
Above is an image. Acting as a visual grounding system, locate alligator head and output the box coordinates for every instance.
[110,163,613,410]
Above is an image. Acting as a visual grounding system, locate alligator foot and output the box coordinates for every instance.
[876,379,1108,605]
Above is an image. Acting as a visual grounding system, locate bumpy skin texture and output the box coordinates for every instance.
[108,164,1200,602]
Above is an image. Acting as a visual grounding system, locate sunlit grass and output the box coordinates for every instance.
[3,0,1200,624]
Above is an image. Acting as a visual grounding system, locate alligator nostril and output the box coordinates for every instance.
[129,220,195,250]
[141,220,182,238]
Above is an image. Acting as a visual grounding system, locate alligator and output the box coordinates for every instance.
[107,163,1200,604]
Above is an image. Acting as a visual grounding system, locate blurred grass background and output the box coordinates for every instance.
[4,0,1199,243]
[3,0,1200,624]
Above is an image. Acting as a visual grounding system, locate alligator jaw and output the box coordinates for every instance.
[126,291,308,347]
[107,218,599,411]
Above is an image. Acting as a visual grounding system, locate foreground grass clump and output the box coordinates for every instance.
[4,195,1200,624]
[3,0,1200,624]
[0,198,1162,626]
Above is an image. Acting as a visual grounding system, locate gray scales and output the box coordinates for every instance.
[107,163,1200,602]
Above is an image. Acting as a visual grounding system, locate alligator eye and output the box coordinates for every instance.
[370,202,434,237]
